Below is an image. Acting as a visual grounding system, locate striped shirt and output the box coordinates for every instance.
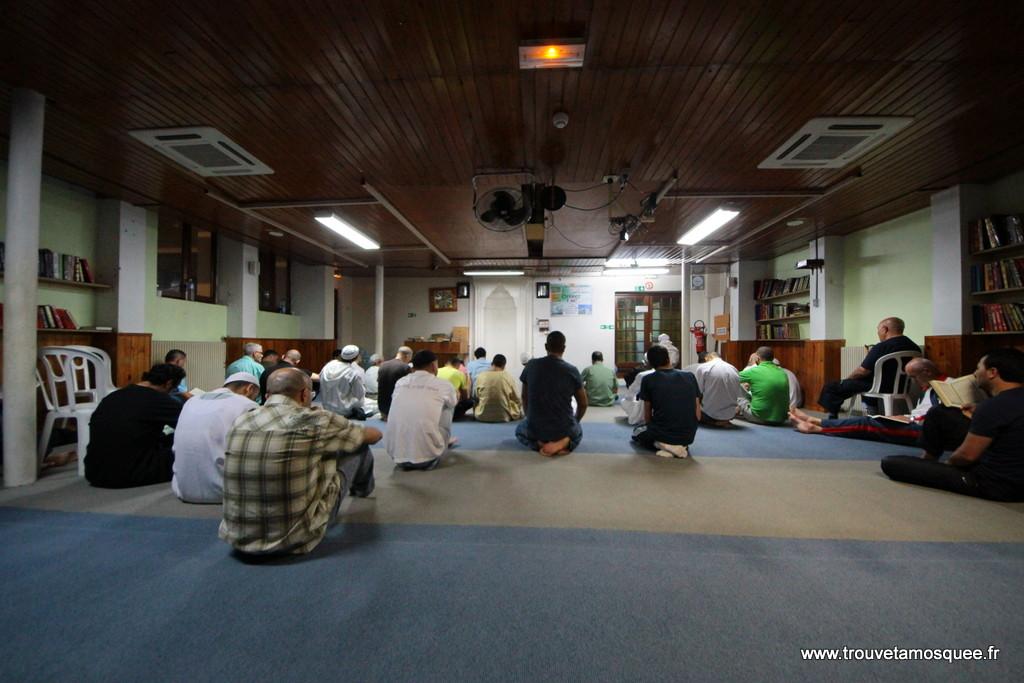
[219,394,366,555]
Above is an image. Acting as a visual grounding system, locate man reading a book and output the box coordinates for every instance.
[817,317,921,418]
[789,358,945,446]
[881,348,1024,502]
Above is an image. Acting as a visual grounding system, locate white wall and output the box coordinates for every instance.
[352,277,471,356]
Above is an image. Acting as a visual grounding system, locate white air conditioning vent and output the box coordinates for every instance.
[128,127,273,176]
[758,117,912,169]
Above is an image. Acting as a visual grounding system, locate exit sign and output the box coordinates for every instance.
[599,324,614,330]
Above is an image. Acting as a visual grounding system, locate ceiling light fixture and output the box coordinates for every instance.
[463,270,526,277]
[519,39,586,69]
[786,219,805,227]
[605,258,671,268]
[602,267,670,277]
[314,212,380,250]
[267,230,284,237]
[677,208,740,245]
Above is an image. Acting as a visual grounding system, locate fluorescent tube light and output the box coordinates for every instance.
[463,270,525,276]
[677,208,740,245]
[604,258,671,268]
[602,267,670,276]
[315,212,380,250]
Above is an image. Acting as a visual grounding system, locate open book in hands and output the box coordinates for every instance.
[929,375,986,408]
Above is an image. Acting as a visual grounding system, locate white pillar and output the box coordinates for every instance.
[728,259,772,340]
[808,236,845,340]
[374,265,384,358]
[95,200,148,331]
[3,89,45,487]
[680,261,693,367]
[930,185,987,335]
[217,236,259,337]
[291,263,334,339]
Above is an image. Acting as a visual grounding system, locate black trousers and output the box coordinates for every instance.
[453,398,475,420]
[818,378,873,417]
[918,406,972,458]
[880,456,1024,502]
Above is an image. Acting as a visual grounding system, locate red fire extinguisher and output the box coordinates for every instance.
[690,320,707,354]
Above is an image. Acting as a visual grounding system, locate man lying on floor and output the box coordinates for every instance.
[788,358,947,446]
[881,348,1024,502]
[219,367,382,555]
[631,345,701,459]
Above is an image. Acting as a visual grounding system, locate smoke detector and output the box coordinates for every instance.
[552,112,569,129]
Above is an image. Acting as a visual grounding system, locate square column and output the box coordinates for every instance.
[808,236,844,340]
[217,236,259,337]
[728,260,771,340]
[292,263,334,339]
[95,200,148,332]
[930,185,986,334]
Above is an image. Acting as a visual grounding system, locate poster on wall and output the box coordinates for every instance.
[550,283,593,316]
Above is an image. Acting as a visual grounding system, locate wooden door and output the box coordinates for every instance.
[614,292,682,370]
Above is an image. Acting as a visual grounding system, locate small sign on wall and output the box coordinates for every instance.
[599,324,614,330]
[635,305,649,313]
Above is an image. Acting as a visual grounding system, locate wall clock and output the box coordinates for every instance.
[429,287,458,312]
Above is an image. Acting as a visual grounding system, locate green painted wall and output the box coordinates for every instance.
[0,168,101,326]
[256,310,302,338]
[842,208,932,346]
[144,210,227,341]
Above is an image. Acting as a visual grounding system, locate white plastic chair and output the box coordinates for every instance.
[37,348,111,476]
[59,345,117,395]
[848,350,921,416]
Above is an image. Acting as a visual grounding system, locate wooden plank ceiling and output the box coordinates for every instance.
[2,0,1024,275]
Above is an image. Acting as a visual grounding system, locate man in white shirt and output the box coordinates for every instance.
[789,358,946,446]
[657,333,680,368]
[171,372,260,503]
[319,345,373,419]
[384,350,457,471]
[686,352,745,426]
[620,365,656,426]
[365,354,382,395]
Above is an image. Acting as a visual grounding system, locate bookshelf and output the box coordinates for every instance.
[754,276,811,341]
[0,275,111,290]
[966,215,1024,334]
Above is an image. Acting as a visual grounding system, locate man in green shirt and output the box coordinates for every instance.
[736,346,790,425]
[581,351,618,407]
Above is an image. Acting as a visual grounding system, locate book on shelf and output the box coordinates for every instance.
[968,215,1024,253]
[757,322,800,340]
[753,276,810,299]
[972,303,1024,332]
[755,302,810,321]
[970,259,1024,292]
[35,305,79,330]
[929,376,986,408]
[36,248,94,283]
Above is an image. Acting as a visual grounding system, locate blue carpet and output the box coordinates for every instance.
[1,507,1021,682]
[364,418,920,460]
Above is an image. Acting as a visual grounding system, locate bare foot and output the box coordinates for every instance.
[540,437,570,456]
[789,407,812,422]
[795,420,823,434]
[447,437,459,448]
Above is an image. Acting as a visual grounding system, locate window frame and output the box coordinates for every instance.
[156,216,217,303]
[258,249,292,314]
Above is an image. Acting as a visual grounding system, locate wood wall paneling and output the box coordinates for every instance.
[925,334,1024,378]
[225,338,337,378]
[720,339,843,413]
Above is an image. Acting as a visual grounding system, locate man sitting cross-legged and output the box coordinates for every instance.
[384,350,458,471]
[631,345,702,458]
[516,331,588,456]
[171,372,260,503]
[788,358,946,447]
[219,367,381,556]
[687,351,744,427]
[473,354,523,423]
[880,348,1024,501]
[736,346,791,425]
[437,357,476,420]
[581,351,618,407]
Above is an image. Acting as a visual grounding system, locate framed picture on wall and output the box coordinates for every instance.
[429,287,458,312]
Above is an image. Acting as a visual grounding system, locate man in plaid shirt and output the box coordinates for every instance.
[219,367,382,555]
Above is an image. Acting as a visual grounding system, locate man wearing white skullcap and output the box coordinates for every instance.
[320,345,373,419]
[172,372,260,503]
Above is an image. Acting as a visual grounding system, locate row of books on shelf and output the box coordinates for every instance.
[38,249,95,282]
[37,305,79,330]
[755,302,810,321]
[970,258,1024,292]
[972,303,1024,333]
[968,215,1024,253]
[756,323,801,340]
[753,276,810,299]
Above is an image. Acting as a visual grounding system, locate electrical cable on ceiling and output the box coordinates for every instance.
[563,186,625,211]
[562,182,616,193]
[548,215,621,250]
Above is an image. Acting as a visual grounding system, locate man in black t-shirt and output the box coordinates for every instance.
[881,348,1024,501]
[632,345,702,458]
[85,363,186,488]
[818,316,921,418]
[377,346,413,419]
[516,331,588,456]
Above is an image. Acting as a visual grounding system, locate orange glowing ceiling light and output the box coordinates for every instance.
[519,39,586,69]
